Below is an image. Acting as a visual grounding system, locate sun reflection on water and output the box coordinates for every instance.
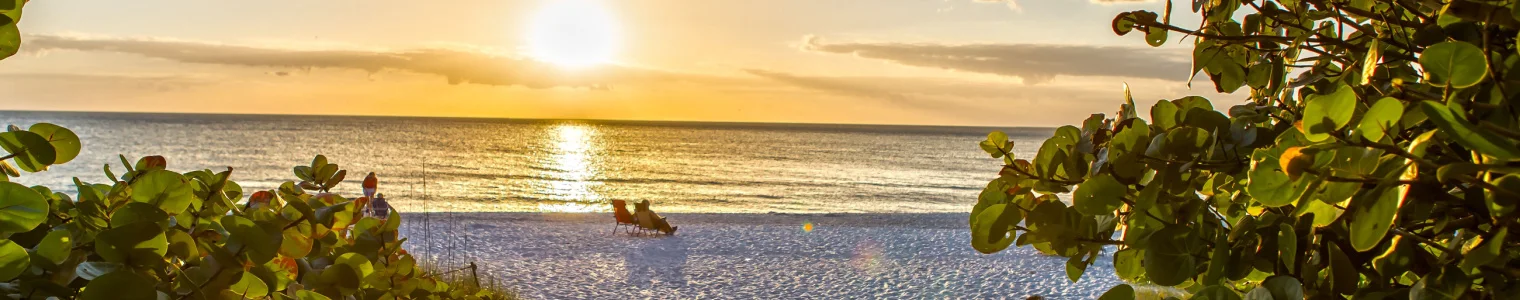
[535,123,606,212]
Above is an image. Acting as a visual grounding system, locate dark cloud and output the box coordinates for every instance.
[23,35,698,89]
[802,36,1189,84]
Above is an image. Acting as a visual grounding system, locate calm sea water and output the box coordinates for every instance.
[2,111,1052,213]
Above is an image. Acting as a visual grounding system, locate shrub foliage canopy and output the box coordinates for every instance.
[971,0,1520,299]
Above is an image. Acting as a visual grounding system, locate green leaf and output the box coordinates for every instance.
[1459,226,1505,271]
[1410,265,1470,300]
[1349,184,1403,252]
[1145,225,1197,286]
[129,170,197,214]
[111,202,169,228]
[1261,276,1304,300]
[0,181,46,233]
[1301,84,1357,142]
[1328,242,1357,295]
[1099,284,1135,300]
[1065,255,1088,282]
[223,215,280,264]
[1114,248,1143,282]
[231,271,271,298]
[1146,26,1168,47]
[0,0,21,60]
[1247,153,1301,207]
[1358,97,1404,142]
[970,204,1017,254]
[1073,174,1125,215]
[294,290,333,300]
[27,123,80,164]
[0,240,28,281]
[34,229,71,265]
[1192,285,1242,300]
[95,221,168,265]
[0,130,56,172]
[335,252,375,279]
[1277,223,1296,272]
[1419,101,1520,160]
[1419,41,1488,88]
[81,269,157,300]
[1152,100,1180,130]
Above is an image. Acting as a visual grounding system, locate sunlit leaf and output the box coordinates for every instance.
[1419,41,1487,88]
[0,240,27,281]
[1358,98,1404,142]
[0,181,46,233]
[1301,84,1356,142]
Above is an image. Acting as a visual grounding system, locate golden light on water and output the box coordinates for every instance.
[535,123,606,212]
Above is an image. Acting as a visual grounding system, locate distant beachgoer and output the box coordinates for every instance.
[369,193,391,218]
[633,200,678,235]
[363,172,379,199]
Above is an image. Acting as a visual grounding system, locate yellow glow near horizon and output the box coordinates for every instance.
[527,0,621,69]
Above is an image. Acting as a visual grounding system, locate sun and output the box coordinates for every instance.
[527,0,621,69]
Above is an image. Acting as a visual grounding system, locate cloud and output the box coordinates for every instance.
[801,36,1189,84]
[972,0,1022,12]
[22,34,700,89]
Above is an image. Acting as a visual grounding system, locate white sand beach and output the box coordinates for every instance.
[398,212,1126,299]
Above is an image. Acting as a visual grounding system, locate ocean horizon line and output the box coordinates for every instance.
[0,109,1056,131]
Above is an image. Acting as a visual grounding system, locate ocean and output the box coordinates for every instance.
[1,111,1053,213]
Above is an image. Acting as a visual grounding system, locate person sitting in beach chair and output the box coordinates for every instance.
[633,200,678,235]
[610,200,647,235]
[368,193,391,218]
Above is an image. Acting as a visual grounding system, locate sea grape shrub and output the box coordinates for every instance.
[970,0,1520,299]
[0,146,508,299]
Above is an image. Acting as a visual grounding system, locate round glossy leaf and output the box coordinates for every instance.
[230,271,270,298]
[970,204,1017,254]
[1098,284,1135,300]
[27,123,80,164]
[1261,276,1304,300]
[1073,174,1125,215]
[81,269,156,300]
[1113,248,1143,282]
[1146,26,1168,47]
[0,130,55,172]
[95,221,168,264]
[129,170,196,214]
[336,252,375,279]
[1358,97,1404,142]
[1349,184,1404,252]
[1247,157,1297,207]
[1145,225,1197,286]
[111,202,169,228]
[1151,100,1180,130]
[1419,41,1487,88]
[295,290,332,300]
[0,181,47,233]
[34,229,71,265]
[1301,85,1356,142]
[222,215,280,264]
[1192,285,1242,300]
[0,240,27,281]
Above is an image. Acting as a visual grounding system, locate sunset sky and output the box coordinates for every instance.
[1,0,1234,126]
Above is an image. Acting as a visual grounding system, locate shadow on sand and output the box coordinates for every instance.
[624,236,689,287]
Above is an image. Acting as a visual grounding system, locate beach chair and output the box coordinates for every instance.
[611,200,644,235]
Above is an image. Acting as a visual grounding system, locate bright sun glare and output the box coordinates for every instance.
[527,0,621,69]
